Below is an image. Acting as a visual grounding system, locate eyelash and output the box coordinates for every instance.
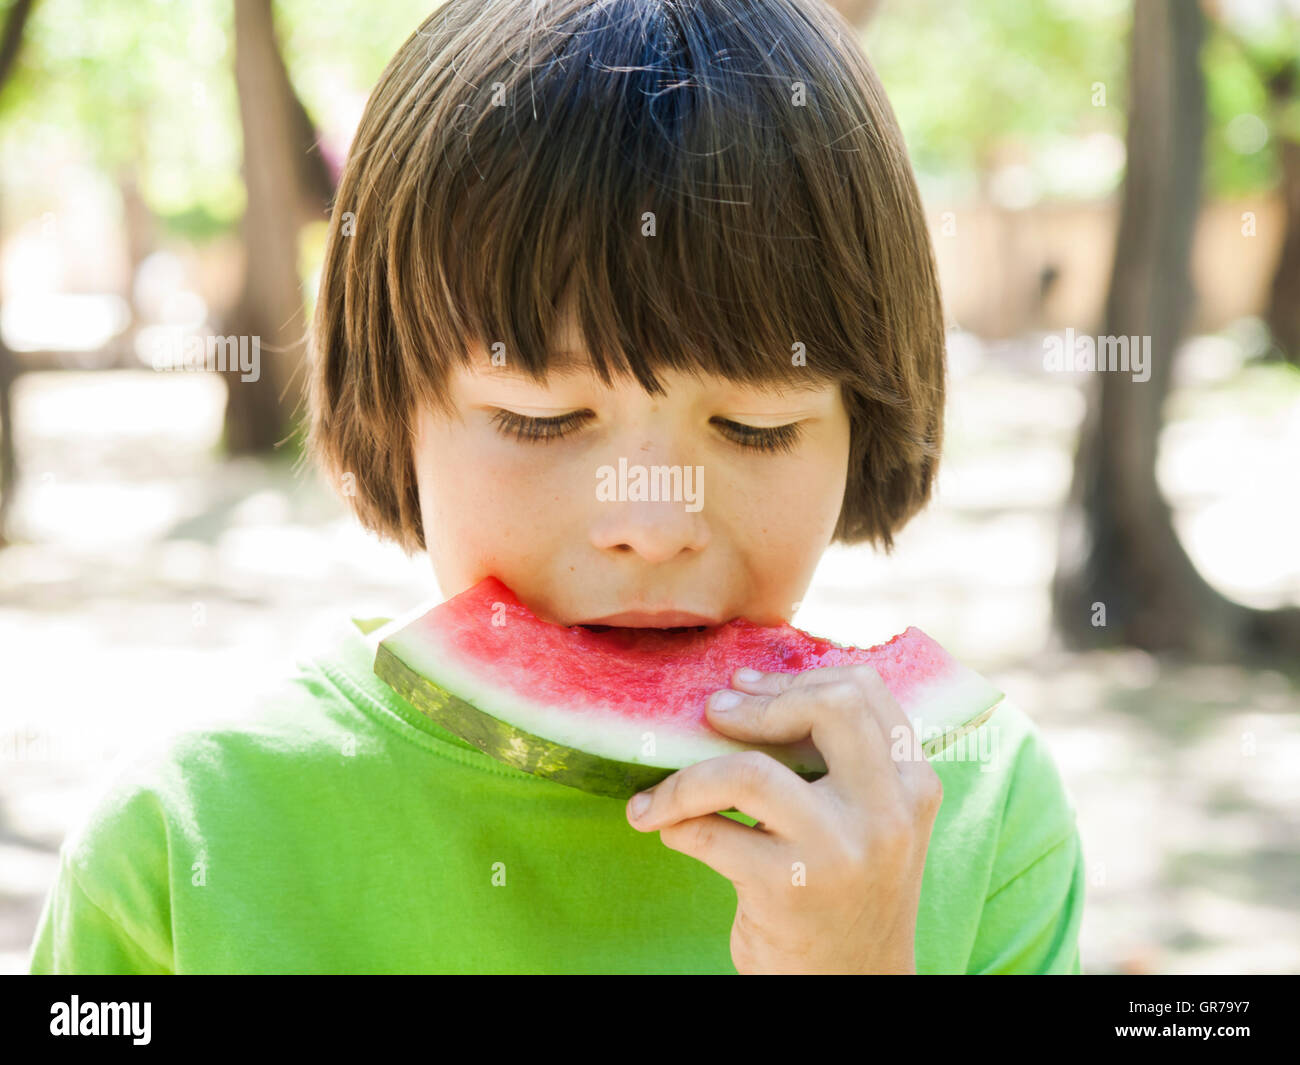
[489,409,805,454]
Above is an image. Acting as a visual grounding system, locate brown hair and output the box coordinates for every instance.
[305,0,945,555]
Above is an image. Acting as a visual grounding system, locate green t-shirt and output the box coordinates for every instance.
[27,616,1085,974]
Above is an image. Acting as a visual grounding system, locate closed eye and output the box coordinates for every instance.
[488,409,805,453]
[489,408,590,443]
[710,417,804,454]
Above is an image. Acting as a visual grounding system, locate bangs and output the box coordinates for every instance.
[371,0,906,414]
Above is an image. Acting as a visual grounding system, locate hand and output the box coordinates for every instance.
[625,664,943,974]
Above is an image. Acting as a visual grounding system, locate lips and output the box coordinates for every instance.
[579,610,724,629]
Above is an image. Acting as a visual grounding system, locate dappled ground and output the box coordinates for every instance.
[1,333,1297,974]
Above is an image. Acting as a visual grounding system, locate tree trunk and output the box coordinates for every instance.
[1265,135,1300,363]
[1052,0,1300,659]
[116,158,155,365]
[286,59,335,227]
[222,0,312,455]
[0,0,41,545]
[0,327,15,546]
[0,0,37,87]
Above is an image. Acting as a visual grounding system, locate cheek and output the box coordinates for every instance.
[732,435,849,548]
[415,425,566,539]
[758,464,840,536]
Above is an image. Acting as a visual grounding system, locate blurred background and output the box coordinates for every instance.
[0,0,1297,974]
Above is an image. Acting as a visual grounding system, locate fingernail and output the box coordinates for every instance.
[628,792,651,819]
[735,668,762,683]
[711,689,743,711]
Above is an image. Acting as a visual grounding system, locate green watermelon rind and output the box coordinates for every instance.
[374,641,1003,802]
[374,642,822,799]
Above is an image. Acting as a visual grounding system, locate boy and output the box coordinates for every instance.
[28,0,1084,974]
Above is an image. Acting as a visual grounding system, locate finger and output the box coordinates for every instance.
[627,750,823,843]
[652,813,775,888]
[847,664,945,810]
[728,662,926,778]
[728,663,855,695]
[707,669,896,802]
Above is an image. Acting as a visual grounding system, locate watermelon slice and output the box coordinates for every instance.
[371,577,1003,800]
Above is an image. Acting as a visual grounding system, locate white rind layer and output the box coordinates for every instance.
[898,668,1006,754]
[381,622,1003,771]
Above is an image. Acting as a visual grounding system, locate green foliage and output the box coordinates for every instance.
[0,0,436,240]
[0,0,1295,224]
[865,0,1129,196]
[155,199,240,243]
[865,0,1295,200]
[1203,8,1300,197]
[1203,32,1277,197]
[0,0,240,228]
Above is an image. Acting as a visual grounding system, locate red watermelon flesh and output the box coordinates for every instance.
[371,576,1004,799]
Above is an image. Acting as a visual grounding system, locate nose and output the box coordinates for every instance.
[588,455,710,563]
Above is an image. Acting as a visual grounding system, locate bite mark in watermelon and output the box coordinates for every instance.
[371,576,1003,800]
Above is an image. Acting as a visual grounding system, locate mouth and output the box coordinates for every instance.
[579,623,711,635]
[576,609,726,633]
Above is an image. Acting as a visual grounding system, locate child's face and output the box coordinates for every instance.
[412,333,850,629]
